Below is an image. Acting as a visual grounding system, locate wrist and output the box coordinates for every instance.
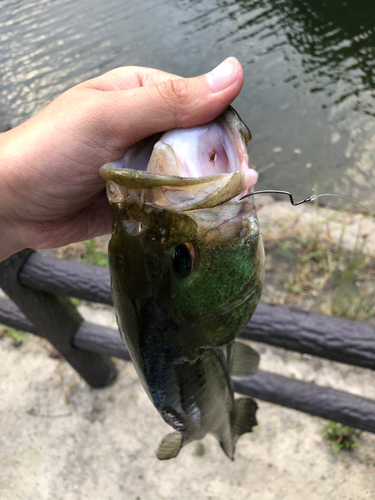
[0,131,25,261]
[0,215,24,262]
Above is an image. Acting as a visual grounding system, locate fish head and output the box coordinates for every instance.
[101,107,257,210]
[100,107,264,357]
[107,198,263,355]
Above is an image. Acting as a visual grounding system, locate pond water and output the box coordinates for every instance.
[1,0,375,208]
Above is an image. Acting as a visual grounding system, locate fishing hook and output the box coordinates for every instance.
[239,190,370,212]
[239,190,315,206]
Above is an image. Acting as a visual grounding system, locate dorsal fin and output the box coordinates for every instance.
[156,432,183,460]
[231,341,260,378]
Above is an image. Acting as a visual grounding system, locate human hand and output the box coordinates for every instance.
[0,57,244,261]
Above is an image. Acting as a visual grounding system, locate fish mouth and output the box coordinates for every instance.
[100,106,258,211]
[100,167,256,211]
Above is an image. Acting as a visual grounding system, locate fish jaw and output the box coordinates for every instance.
[100,167,253,211]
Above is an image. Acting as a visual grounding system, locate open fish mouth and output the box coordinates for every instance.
[100,107,258,211]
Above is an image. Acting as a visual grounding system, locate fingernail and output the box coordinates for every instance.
[206,58,238,93]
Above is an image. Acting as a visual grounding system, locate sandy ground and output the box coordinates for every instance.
[1,197,375,500]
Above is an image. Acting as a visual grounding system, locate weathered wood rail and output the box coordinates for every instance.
[1,249,375,432]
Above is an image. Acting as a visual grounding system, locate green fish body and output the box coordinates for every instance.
[101,107,265,460]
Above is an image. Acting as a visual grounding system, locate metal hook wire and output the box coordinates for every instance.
[239,190,370,213]
[239,190,314,206]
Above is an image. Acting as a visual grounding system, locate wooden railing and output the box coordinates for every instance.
[1,249,375,432]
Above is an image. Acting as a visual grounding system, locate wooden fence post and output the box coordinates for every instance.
[0,249,117,388]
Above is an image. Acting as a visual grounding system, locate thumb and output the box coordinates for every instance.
[100,57,244,149]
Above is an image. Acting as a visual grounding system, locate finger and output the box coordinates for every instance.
[79,66,182,92]
[98,57,244,150]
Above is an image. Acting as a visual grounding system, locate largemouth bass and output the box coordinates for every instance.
[100,107,265,460]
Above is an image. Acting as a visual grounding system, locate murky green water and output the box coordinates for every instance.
[1,0,375,208]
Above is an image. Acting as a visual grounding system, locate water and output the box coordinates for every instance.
[1,0,375,208]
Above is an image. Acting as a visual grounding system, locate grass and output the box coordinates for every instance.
[70,297,81,306]
[322,421,362,452]
[81,239,109,267]
[56,238,109,267]
[263,207,375,322]
[0,326,28,346]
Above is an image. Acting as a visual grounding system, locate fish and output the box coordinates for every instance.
[100,106,265,460]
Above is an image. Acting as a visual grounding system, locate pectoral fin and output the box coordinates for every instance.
[156,431,183,460]
[231,341,260,378]
[232,397,258,441]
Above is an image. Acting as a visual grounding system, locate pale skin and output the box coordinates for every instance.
[0,57,245,262]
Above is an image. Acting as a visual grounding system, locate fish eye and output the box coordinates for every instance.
[172,242,194,277]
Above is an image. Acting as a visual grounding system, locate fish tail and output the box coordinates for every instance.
[232,397,258,443]
[219,435,235,461]
[220,398,258,460]
[220,397,258,460]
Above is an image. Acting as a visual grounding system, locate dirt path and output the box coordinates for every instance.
[1,331,375,500]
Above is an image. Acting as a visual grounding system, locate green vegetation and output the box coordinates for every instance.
[263,208,375,322]
[55,237,109,267]
[81,239,109,267]
[322,421,362,452]
[0,326,27,346]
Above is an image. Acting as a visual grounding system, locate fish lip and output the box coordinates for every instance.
[100,164,232,186]
[100,166,252,211]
